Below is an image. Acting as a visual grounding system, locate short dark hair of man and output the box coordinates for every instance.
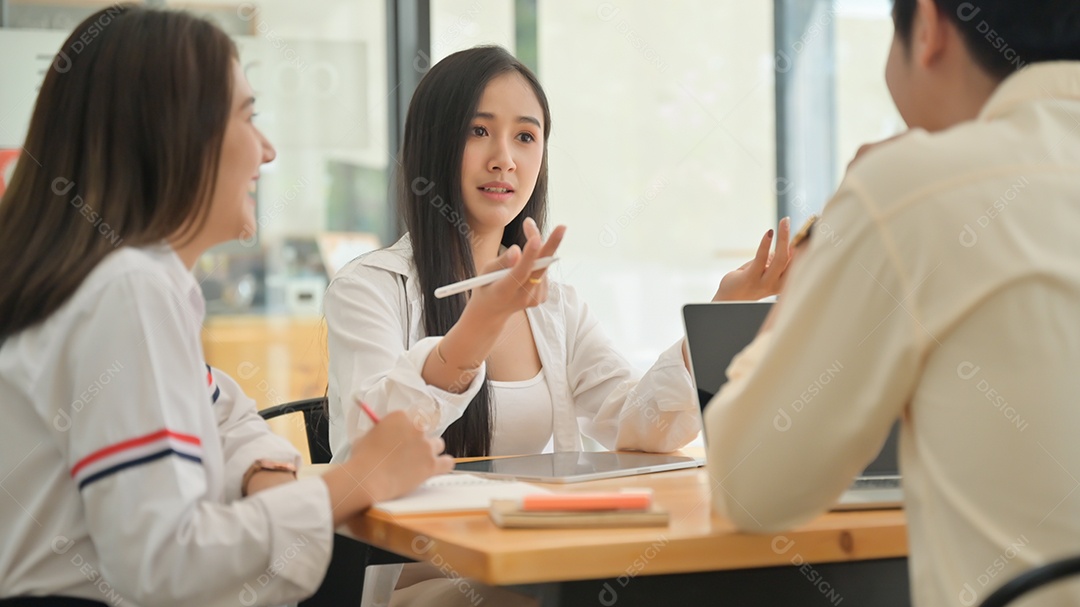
[892,0,1080,80]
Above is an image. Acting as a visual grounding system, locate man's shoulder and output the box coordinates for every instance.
[846,117,1058,214]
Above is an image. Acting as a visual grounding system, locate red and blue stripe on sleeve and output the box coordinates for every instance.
[70,429,203,490]
[206,364,220,404]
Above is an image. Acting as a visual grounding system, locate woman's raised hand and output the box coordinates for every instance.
[468,217,567,321]
[712,217,792,301]
[423,218,567,391]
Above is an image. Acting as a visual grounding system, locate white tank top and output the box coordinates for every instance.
[489,369,554,456]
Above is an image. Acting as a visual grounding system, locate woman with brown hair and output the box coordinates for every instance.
[0,6,451,605]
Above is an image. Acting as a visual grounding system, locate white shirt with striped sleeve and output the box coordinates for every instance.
[0,244,333,606]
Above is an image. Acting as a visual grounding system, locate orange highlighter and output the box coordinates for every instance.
[519,489,653,512]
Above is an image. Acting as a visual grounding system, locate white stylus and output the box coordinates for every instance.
[433,256,558,299]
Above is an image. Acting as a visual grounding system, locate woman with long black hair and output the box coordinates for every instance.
[325,43,790,607]
[325,45,791,461]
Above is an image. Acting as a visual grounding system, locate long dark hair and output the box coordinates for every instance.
[0,5,237,340]
[399,46,552,457]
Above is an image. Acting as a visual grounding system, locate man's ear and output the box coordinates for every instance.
[912,0,950,69]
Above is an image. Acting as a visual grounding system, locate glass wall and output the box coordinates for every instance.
[538,1,777,367]
[430,0,514,63]
[191,0,392,317]
[2,1,392,302]
[835,0,904,178]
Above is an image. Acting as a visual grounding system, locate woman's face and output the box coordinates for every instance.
[459,72,545,235]
[206,60,276,245]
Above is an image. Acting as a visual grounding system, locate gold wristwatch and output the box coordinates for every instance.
[241,459,298,497]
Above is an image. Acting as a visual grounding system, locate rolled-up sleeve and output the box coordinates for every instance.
[325,264,486,457]
[561,284,701,453]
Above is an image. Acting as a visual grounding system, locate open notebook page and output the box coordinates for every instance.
[373,473,551,515]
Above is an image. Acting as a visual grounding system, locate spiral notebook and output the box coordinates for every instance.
[373,473,551,515]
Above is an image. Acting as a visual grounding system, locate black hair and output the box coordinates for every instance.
[397,46,551,457]
[892,0,1080,79]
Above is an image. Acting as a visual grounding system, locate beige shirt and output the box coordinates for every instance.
[324,234,701,459]
[705,62,1080,607]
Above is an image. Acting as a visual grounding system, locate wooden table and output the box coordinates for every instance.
[343,464,911,606]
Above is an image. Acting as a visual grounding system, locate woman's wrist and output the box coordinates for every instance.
[322,465,378,525]
[419,304,506,393]
[441,306,507,368]
[243,469,297,496]
[241,459,298,496]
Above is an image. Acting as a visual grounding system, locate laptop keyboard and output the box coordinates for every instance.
[851,476,901,490]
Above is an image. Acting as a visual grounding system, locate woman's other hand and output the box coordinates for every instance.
[713,217,792,301]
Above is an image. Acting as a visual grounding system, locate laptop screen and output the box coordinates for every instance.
[682,302,773,410]
[863,423,900,476]
[681,301,900,477]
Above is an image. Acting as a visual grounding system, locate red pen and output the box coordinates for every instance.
[357,399,380,424]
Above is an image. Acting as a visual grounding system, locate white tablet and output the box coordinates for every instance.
[452,451,703,484]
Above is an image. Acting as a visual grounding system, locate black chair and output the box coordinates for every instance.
[259,397,411,607]
[979,555,1080,607]
[259,397,334,464]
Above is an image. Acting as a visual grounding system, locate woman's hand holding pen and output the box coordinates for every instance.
[347,408,453,497]
[466,217,567,321]
[712,217,793,301]
[321,409,453,525]
[421,217,565,392]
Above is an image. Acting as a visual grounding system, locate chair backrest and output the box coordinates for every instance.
[979,555,1080,607]
[258,398,410,607]
[259,397,333,465]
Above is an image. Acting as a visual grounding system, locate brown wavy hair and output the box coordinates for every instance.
[0,5,237,340]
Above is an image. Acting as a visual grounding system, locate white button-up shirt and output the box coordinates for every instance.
[0,245,333,606]
[705,62,1080,607]
[325,234,701,459]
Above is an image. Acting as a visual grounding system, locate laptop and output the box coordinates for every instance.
[682,301,902,510]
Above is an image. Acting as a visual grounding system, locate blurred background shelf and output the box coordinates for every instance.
[202,315,328,462]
